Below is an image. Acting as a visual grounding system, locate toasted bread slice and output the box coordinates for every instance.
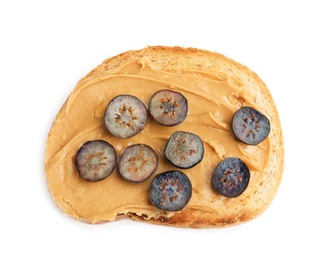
[44,46,284,228]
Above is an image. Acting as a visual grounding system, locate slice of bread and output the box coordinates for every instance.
[44,46,284,228]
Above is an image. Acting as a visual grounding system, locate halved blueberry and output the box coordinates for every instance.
[118,144,158,183]
[149,170,192,211]
[149,90,188,126]
[165,131,204,169]
[75,140,117,182]
[104,95,147,138]
[212,157,250,198]
[232,106,270,145]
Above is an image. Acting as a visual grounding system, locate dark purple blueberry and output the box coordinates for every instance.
[149,170,192,211]
[212,157,250,198]
[104,95,147,138]
[75,140,117,182]
[118,144,158,183]
[165,131,204,169]
[232,106,270,145]
[148,90,188,126]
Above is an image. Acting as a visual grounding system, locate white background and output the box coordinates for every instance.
[1,0,323,259]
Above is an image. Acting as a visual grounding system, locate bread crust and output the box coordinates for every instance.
[45,46,284,228]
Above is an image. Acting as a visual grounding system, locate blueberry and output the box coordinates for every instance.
[75,140,117,182]
[149,170,192,211]
[232,106,270,145]
[104,95,147,138]
[212,157,250,198]
[165,131,204,169]
[118,144,158,183]
[149,90,188,126]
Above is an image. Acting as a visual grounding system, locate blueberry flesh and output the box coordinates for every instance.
[232,106,270,145]
[149,170,192,211]
[104,95,147,138]
[212,157,250,198]
[118,144,158,183]
[75,140,117,182]
[149,90,188,126]
[165,131,204,169]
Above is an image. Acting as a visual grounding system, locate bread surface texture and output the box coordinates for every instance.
[44,46,284,228]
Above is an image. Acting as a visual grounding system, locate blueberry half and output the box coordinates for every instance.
[75,140,117,182]
[118,144,158,183]
[149,170,192,211]
[232,106,270,145]
[149,90,188,126]
[212,157,250,198]
[165,131,204,169]
[104,95,147,138]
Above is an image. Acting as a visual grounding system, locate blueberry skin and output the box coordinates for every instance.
[104,95,148,138]
[212,157,250,198]
[148,90,188,126]
[232,106,270,145]
[75,140,117,182]
[118,144,158,183]
[165,131,204,169]
[149,170,192,211]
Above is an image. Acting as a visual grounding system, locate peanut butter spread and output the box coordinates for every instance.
[45,55,271,223]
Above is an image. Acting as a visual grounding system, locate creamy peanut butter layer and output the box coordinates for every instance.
[45,53,272,224]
